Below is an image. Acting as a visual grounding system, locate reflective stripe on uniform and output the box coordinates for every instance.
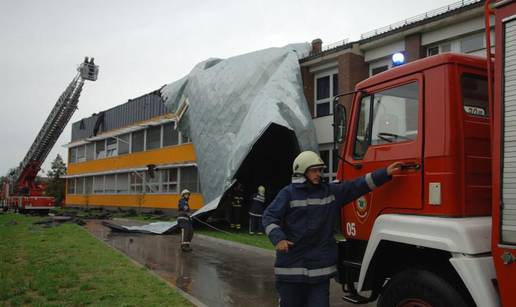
[249,212,262,217]
[289,195,335,208]
[253,195,265,202]
[365,173,377,190]
[177,216,190,221]
[274,265,337,277]
[292,177,306,183]
[265,223,280,235]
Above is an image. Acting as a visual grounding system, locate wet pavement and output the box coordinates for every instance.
[85,220,375,307]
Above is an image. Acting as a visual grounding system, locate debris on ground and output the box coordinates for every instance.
[33,215,85,227]
[5,220,18,226]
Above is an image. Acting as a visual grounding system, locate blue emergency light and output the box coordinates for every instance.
[392,52,406,66]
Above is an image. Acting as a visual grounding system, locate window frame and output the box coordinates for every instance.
[352,79,421,160]
[314,69,339,118]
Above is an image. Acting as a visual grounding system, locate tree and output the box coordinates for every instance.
[46,154,67,206]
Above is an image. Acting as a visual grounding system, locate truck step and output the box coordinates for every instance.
[342,292,372,304]
[341,260,361,269]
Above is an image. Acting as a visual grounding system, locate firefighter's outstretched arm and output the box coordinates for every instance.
[333,162,403,205]
[263,188,290,248]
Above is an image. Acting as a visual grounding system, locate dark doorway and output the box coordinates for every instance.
[234,123,300,210]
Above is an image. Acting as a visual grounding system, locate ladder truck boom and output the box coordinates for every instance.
[5,57,98,211]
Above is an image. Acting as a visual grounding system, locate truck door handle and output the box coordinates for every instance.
[400,162,421,170]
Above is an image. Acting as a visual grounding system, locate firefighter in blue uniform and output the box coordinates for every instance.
[178,189,193,252]
[263,151,402,307]
[248,185,266,235]
[230,183,244,230]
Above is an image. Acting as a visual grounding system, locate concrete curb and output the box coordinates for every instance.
[81,225,207,307]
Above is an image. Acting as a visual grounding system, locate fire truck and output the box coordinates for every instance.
[333,1,516,306]
[1,58,98,213]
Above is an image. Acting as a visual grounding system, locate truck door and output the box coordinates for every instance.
[492,2,516,305]
[341,74,423,241]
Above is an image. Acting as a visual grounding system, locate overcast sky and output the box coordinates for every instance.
[0,0,457,176]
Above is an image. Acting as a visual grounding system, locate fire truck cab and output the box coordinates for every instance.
[334,53,498,306]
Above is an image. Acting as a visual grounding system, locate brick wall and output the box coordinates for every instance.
[337,53,369,118]
[405,33,425,63]
[301,66,315,117]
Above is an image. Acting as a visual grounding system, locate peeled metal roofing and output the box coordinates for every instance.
[161,43,318,205]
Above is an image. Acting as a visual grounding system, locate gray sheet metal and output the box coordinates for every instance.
[161,43,318,206]
[102,196,222,234]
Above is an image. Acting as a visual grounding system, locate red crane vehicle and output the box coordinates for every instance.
[332,2,515,306]
[1,58,98,213]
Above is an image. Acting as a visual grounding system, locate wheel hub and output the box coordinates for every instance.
[397,298,433,307]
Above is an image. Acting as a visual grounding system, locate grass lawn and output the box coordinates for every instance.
[195,227,275,250]
[194,223,346,251]
[0,213,192,306]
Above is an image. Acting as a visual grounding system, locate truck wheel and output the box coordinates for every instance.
[377,269,469,307]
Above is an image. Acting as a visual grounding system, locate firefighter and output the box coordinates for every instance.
[178,189,193,252]
[248,185,266,235]
[230,183,244,230]
[262,151,402,307]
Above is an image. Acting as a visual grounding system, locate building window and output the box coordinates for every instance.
[118,134,130,155]
[371,66,388,75]
[319,148,339,181]
[93,175,104,194]
[427,46,439,56]
[76,145,86,162]
[315,73,338,117]
[162,168,178,193]
[145,171,160,193]
[146,126,161,150]
[105,174,116,194]
[69,147,77,163]
[180,132,191,144]
[461,32,484,53]
[76,177,84,194]
[106,138,117,157]
[132,130,144,153]
[426,42,452,57]
[116,173,129,194]
[163,123,179,147]
[86,143,95,161]
[130,172,143,193]
[85,177,93,194]
[67,178,75,194]
[95,140,105,159]
[180,166,199,193]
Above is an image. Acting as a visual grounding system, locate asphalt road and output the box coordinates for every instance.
[85,220,376,307]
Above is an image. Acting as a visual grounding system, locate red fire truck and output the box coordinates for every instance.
[333,2,515,306]
[1,58,98,213]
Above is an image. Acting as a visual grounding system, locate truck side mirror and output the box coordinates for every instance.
[333,103,347,144]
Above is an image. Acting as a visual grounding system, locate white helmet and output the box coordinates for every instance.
[258,185,265,195]
[292,151,325,176]
[181,189,191,196]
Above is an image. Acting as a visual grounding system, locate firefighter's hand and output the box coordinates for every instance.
[386,162,403,176]
[275,240,294,252]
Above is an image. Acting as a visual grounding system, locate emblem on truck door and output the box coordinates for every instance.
[354,196,369,221]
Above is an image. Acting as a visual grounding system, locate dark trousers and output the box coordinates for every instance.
[230,206,241,228]
[275,280,330,307]
[178,218,193,244]
[248,214,263,233]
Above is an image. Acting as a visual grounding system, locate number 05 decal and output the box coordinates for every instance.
[346,222,356,237]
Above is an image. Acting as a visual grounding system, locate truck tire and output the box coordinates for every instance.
[377,269,469,307]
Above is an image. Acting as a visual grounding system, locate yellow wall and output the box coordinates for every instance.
[65,193,204,210]
[65,143,204,209]
[68,143,195,174]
